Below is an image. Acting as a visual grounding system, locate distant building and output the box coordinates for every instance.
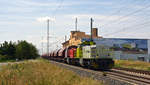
[82,38,150,62]
[62,28,102,48]
[62,28,150,62]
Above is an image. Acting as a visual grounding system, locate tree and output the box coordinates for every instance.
[15,40,39,60]
[0,41,16,60]
[0,40,39,61]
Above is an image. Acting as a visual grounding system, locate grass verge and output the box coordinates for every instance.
[0,59,17,63]
[0,59,102,85]
[115,60,150,71]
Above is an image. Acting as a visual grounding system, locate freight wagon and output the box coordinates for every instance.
[42,41,114,70]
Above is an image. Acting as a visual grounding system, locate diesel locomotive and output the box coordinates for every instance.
[42,41,114,70]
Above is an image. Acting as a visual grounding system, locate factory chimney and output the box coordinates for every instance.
[92,28,98,37]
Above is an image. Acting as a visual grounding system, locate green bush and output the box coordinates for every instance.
[0,40,39,61]
[15,40,39,60]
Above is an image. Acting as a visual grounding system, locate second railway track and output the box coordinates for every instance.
[49,60,150,85]
[108,69,150,85]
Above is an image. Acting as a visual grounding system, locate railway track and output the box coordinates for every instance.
[113,67,150,75]
[108,69,150,85]
[49,60,150,85]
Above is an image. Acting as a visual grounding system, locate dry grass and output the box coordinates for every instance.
[0,59,102,85]
[115,60,150,71]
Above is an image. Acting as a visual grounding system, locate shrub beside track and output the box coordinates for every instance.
[0,59,102,85]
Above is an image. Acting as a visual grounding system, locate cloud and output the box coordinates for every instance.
[62,1,113,6]
[19,0,113,7]
[1,0,150,53]
[17,0,73,7]
[36,16,55,22]
[4,0,60,7]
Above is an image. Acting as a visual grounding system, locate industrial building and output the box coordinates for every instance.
[62,28,150,62]
[62,28,102,48]
[82,38,150,62]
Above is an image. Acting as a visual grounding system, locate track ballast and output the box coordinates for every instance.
[48,60,150,85]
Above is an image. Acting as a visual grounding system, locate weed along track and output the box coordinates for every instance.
[0,60,103,85]
[49,60,150,85]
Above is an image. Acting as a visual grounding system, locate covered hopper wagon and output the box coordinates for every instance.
[42,41,114,70]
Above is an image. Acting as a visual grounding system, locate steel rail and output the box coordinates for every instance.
[49,60,150,85]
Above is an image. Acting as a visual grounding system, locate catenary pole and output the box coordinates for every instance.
[42,36,44,55]
[75,18,78,31]
[47,19,50,56]
[90,18,93,41]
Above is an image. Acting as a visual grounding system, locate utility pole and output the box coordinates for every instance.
[90,18,94,41]
[75,18,78,31]
[41,36,44,55]
[47,19,50,56]
[65,35,67,42]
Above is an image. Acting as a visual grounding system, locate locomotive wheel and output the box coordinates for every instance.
[91,62,99,69]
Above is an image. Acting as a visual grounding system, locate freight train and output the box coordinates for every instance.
[42,41,114,70]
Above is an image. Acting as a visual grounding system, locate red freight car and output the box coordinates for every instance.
[49,53,52,57]
[58,48,66,58]
[64,45,77,64]
[65,45,77,58]
[56,49,61,57]
[54,50,58,57]
[68,47,77,58]
[52,52,55,57]
[54,49,61,59]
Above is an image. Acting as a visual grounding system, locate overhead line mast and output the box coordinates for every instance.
[75,18,78,31]
[90,18,94,41]
[41,36,44,55]
[47,19,50,56]
[65,35,67,42]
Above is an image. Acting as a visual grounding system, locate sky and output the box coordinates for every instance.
[0,0,150,54]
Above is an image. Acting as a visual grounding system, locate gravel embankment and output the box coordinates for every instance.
[50,61,133,85]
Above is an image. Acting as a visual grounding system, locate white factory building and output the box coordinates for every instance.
[82,38,150,62]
